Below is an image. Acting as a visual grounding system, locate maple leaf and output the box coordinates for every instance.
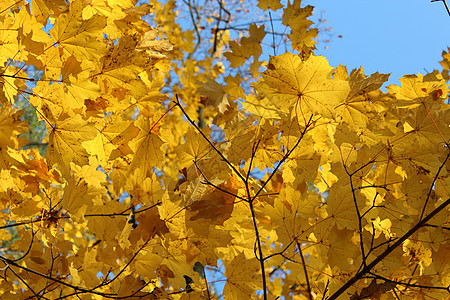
[327,226,360,271]
[198,77,229,114]
[0,106,28,147]
[0,13,20,66]
[263,185,314,246]
[136,28,174,58]
[440,47,450,81]
[62,176,94,221]
[335,67,391,128]
[223,254,262,299]
[46,114,97,176]
[49,0,107,61]
[326,183,360,230]
[83,115,140,171]
[224,24,265,74]
[255,53,350,119]
[128,116,165,179]
[0,170,15,193]
[2,1,450,299]
[402,240,433,274]
[282,0,318,51]
[116,274,147,298]
[257,0,284,11]
[94,35,155,105]
[188,181,237,225]
[63,69,102,111]
[387,73,449,110]
[350,279,396,300]
[174,127,211,169]
[241,94,281,119]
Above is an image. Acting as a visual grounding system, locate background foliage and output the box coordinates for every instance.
[0,0,449,299]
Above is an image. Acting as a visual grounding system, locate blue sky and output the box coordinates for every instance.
[311,0,449,87]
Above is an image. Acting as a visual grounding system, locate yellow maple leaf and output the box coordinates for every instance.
[46,114,97,176]
[198,77,229,114]
[83,115,140,171]
[402,240,432,275]
[326,184,359,230]
[223,253,262,299]
[95,35,149,102]
[440,47,450,81]
[188,181,237,225]
[0,170,15,193]
[49,0,107,61]
[82,0,128,21]
[0,13,20,66]
[0,106,28,148]
[255,53,350,119]
[257,0,284,11]
[0,66,26,105]
[62,176,94,221]
[116,275,147,298]
[174,127,211,170]
[387,73,448,110]
[335,68,390,128]
[128,116,165,178]
[264,185,315,246]
[364,217,393,240]
[29,0,68,24]
[136,28,174,59]
[223,74,246,100]
[241,94,281,119]
[282,0,318,51]
[30,81,65,124]
[224,24,265,69]
[63,69,102,111]
[326,226,360,271]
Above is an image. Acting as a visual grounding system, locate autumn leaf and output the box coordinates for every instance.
[1,1,449,299]
[282,0,318,51]
[0,106,28,147]
[223,254,262,299]
[241,94,281,119]
[49,0,107,61]
[258,0,284,11]
[83,115,140,171]
[255,53,350,119]
[198,77,229,114]
[128,116,165,178]
[61,176,93,221]
[46,114,97,176]
[335,67,390,128]
[387,73,449,110]
[224,24,266,73]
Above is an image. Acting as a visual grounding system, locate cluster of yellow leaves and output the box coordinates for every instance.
[0,0,449,299]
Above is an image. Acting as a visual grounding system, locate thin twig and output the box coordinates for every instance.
[296,242,312,300]
[249,200,268,300]
[431,0,450,16]
[368,271,450,291]
[269,11,276,56]
[347,173,367,268]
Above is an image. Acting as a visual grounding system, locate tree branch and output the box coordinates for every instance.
[327,197,450,300]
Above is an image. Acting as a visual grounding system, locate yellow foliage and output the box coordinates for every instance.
[0,1,448,299]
